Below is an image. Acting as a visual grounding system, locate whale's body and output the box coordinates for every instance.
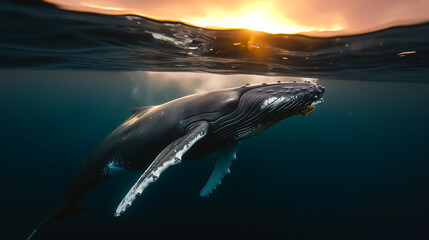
[29,82,325,239]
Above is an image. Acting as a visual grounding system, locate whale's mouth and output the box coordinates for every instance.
[311,97,324,106]
[297,97,324,116]
[300,105,316,115]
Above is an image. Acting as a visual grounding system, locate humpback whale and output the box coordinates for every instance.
[28,81,325,239]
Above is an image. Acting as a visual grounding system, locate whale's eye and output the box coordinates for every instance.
[226,101,238,109]
[218,92,240,112]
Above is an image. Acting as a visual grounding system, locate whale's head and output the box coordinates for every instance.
[239,81,325,114]
[211,81,325,141]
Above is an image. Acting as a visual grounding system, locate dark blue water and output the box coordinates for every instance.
[1,1,429,240]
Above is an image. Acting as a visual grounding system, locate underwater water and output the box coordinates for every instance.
[1,1,429,240]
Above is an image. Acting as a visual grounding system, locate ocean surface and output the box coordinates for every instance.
[1,1,429,240]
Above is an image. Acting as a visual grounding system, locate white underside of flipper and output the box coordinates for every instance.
[200,142,241,197]
[114,156,177,217]
[115,122,209,217]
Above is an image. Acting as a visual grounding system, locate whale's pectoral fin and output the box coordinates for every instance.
[114,121,209,217]
[200,141,240,197]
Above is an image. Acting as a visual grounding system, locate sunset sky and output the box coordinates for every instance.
[45,0,429,35]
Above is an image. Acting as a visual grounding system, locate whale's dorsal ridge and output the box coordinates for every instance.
[130,106,153,115]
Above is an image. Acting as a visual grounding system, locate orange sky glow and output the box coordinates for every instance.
[45,0,429,36]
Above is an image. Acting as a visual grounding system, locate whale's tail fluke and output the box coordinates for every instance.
[27,203,92,240]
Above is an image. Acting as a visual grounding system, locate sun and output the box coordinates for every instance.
[44,0,344,34]
[182,3,340,34]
